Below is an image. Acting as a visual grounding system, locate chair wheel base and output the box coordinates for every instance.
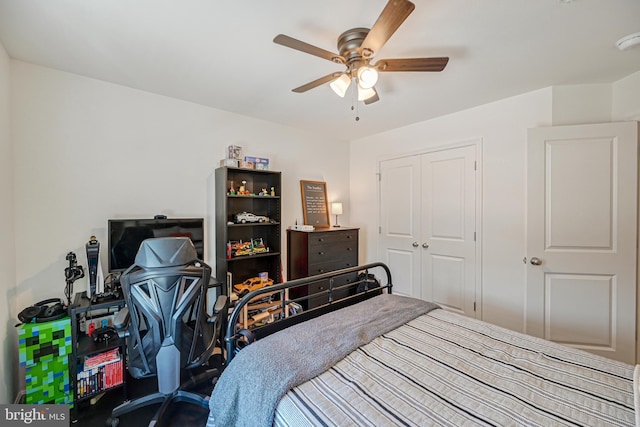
[106,416,119,427]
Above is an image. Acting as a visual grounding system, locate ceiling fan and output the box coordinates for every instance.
[273,0,449,105]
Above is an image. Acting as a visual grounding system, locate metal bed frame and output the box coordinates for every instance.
[224,262,393,362]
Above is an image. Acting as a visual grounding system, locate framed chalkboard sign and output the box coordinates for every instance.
[300,180,330,228]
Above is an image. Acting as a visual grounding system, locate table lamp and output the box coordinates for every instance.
[331,202,343,228]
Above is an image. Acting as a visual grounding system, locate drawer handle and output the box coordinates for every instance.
[317,238,324,242]
[318,286,325,291]
[318,251,325,255]
[318,269,325,273]
[346,247,352,251]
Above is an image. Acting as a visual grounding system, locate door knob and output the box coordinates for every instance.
[422,243,429,249]
[530,257,542,266]
[412,242,419,248]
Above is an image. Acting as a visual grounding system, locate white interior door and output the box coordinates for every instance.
[379,155,421,297]
[526,122,638,363]
[421,145,477,317]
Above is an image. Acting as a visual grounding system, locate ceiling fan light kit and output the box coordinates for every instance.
[274,0,449,107]
[357,86,377,102]
[356,66,378,89]
[330,74,351,97]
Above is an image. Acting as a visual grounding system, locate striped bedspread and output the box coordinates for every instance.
[275,309,635,426]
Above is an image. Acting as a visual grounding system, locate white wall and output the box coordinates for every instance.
[611,70,640,361]
[350,74,640,335]
[551,84,612,125]
[613,70,640,121]
[350,88,553,332]
[10,61,350,304]
[9,61,349,374]
[0,40,15,404]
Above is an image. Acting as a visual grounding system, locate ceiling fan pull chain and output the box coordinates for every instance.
[351,81,360,122]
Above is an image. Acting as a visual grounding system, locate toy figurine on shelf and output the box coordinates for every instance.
[271,187,275,196]
[259,188,269,196]
[229,186,236,195]
[237,180,250,196]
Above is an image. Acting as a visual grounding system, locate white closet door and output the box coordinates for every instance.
[421,145,477,317]
[379,144,479,318]
[379,155,421,297]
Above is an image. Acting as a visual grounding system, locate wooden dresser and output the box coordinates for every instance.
[287,227,359,309]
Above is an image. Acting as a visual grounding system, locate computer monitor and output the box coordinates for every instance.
[108,217,204,273]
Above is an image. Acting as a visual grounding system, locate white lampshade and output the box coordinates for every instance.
[357,85,377,101]
[330,74,351,97]
[331,202,343,215]
[357,65,378,89]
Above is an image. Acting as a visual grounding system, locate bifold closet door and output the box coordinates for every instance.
[379,144,478,319]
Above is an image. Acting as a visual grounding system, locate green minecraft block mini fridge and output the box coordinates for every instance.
[18,317,73,405]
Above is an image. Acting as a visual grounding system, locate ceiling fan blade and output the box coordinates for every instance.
[292,72,342,93]
[360,0,415,56]
[376,57,449,72]
[274,34,344,64]
[364,88,380,105]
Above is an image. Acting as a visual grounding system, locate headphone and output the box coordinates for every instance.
[18,298,67,324]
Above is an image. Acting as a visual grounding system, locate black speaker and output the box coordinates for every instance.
[18,298,67,324]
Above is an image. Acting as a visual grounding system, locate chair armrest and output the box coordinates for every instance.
[113,307,130,338]
[208,295,229,323]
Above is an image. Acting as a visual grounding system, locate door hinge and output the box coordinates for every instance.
[473,301,476,311]
[377,172,381,181]
[379,226,382,234]
[474,231,476,241]
[474,161,477,171]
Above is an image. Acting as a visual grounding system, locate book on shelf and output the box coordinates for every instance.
[83,348,121,370]
[76,359,123,398]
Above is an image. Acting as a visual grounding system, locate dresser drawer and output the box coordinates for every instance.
[308,257,358,275]
[308,241,357,264]
[308,229,358,247]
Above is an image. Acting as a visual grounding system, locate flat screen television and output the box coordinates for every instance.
[108,217,205,273]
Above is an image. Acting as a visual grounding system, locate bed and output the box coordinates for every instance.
[206,262,637,427]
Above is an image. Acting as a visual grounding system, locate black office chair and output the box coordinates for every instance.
[107,237,228,427]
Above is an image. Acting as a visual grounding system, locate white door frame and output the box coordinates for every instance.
[377,138,483,318]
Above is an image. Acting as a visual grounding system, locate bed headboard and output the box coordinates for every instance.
[224,262,393,362]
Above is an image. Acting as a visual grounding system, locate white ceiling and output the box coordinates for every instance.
[0,0,638,140]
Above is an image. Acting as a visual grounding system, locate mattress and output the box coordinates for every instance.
[274,309,635,426]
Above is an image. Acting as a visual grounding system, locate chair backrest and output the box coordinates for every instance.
[120,237,215,379]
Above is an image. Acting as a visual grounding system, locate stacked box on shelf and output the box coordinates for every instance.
[18,317,73,405]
